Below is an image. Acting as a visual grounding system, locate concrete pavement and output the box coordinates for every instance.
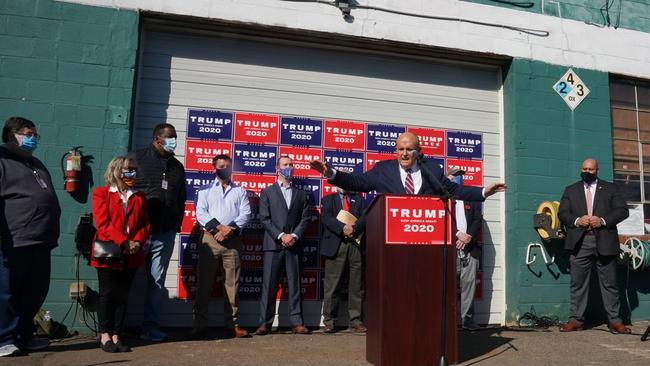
[2,322,650,366]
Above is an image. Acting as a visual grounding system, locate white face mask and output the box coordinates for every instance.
[163,137,177,153]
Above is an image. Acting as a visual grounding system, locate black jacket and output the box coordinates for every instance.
[320,192,366,258]
[130,145,186,233]
[0,145,61,250]
[453,199,482,259]
[558,179,628,256]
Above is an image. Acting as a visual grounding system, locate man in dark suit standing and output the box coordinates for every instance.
[310,132,506,200]
[447,168,483,331]
[558,158,630,334]
[255,156,311,335]
[320,188,366,334]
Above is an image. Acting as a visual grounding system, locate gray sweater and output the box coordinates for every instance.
[0,145,61,249]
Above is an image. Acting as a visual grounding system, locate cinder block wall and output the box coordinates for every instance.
[0,0,139,330]
[503,58,650,323]
[462,0,650,32]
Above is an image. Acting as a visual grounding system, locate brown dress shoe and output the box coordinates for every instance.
[255,325,269,336]
[608,322,631,334]
[292,325,312,334]
[559,320,583,332]
[352,323,367,333]
[323,324,335,334]
[232,326,250,338]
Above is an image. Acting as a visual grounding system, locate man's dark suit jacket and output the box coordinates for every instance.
[329,159,484,202]
[558,179,629,256]
[320,192,366,258]
[455,200,482,258]
[259,183,310,251]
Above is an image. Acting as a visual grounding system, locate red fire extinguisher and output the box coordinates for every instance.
[61,146,82,193]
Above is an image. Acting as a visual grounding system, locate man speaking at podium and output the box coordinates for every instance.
[310,132,506,200]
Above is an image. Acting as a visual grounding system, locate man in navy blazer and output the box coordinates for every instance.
[255,156,311,335]
[320,189,366,333]
[310,132,506,201]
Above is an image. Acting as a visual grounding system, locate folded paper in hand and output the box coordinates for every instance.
[336,210,363,246]
[336,210,358,225]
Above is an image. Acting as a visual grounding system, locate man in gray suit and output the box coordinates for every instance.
[558,158,630,334]
[255,156,311,335]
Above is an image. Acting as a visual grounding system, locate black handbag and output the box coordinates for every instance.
[92,240,122,261]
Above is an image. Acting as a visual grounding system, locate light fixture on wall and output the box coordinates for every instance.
[336,0,353,21]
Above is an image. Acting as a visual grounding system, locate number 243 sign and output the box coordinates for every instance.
[553,68,590,111]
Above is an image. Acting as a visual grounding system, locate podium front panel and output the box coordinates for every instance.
[366,195,457,366]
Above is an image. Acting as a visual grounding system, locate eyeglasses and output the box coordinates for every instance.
[16,132,40,140]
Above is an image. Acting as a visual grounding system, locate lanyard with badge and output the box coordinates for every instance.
[161,157,169,191]
[26,160,48,189]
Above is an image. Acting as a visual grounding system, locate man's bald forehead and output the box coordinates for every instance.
[582,158,598,168]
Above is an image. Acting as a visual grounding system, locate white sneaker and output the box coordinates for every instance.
[20,337,49,351]
[0,343,20,357]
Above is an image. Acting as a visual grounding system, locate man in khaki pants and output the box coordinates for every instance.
[191,154,251,339]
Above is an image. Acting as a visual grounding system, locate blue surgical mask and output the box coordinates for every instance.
[279,167,293,179]
[163,137,177,153]
[122,170,137,179]
[18,134,38,152]
[451,175,463,185]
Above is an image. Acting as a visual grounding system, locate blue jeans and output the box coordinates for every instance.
[0,246,51,347]
[142,230,176,331]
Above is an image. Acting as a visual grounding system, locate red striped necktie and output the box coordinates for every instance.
[404,169,414,194]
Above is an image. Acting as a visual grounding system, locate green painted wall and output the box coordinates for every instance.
[503,58,650,324]
[463,0,650,33]
[0,0,139,331]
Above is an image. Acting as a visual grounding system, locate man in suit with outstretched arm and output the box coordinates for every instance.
[309,132,506,200]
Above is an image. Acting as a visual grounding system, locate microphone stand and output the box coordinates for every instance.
[416,153,453,366]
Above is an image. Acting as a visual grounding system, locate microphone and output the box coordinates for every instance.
[413,150,452,200]
[413,150,427,163]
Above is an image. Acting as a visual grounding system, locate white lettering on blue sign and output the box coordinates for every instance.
[235,150,276,159]
[189,116,232,125]
[283,124,321,132]
[369,130,399,138]
[447,137,481,146]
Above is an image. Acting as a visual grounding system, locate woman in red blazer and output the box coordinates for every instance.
[90,156,150,353]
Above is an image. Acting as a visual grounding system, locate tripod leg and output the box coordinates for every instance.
[642,324,650,341]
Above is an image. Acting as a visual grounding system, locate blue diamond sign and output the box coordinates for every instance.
[553,68,590,111]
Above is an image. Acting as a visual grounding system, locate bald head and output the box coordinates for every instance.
[397,132,420,151]
[581,158,599,183]
[581,158,598,171]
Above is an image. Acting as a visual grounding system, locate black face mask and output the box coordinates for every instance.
[581,171,597,183]
[216,167,232,180]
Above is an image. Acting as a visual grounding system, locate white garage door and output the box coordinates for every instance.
[129,28,505,327]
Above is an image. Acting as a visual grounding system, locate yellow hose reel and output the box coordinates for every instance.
[534,201,565,240]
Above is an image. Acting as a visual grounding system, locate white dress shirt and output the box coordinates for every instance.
[109,185,134,234]
[398,163,423,194]
[195,180,251,230]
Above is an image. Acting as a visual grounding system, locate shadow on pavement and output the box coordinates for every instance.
[458,327,516,363]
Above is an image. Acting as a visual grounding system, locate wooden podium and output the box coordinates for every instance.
[365,195,457,366]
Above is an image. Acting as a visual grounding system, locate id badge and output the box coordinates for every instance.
[34,173,48,189]
[162,179,168,190]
